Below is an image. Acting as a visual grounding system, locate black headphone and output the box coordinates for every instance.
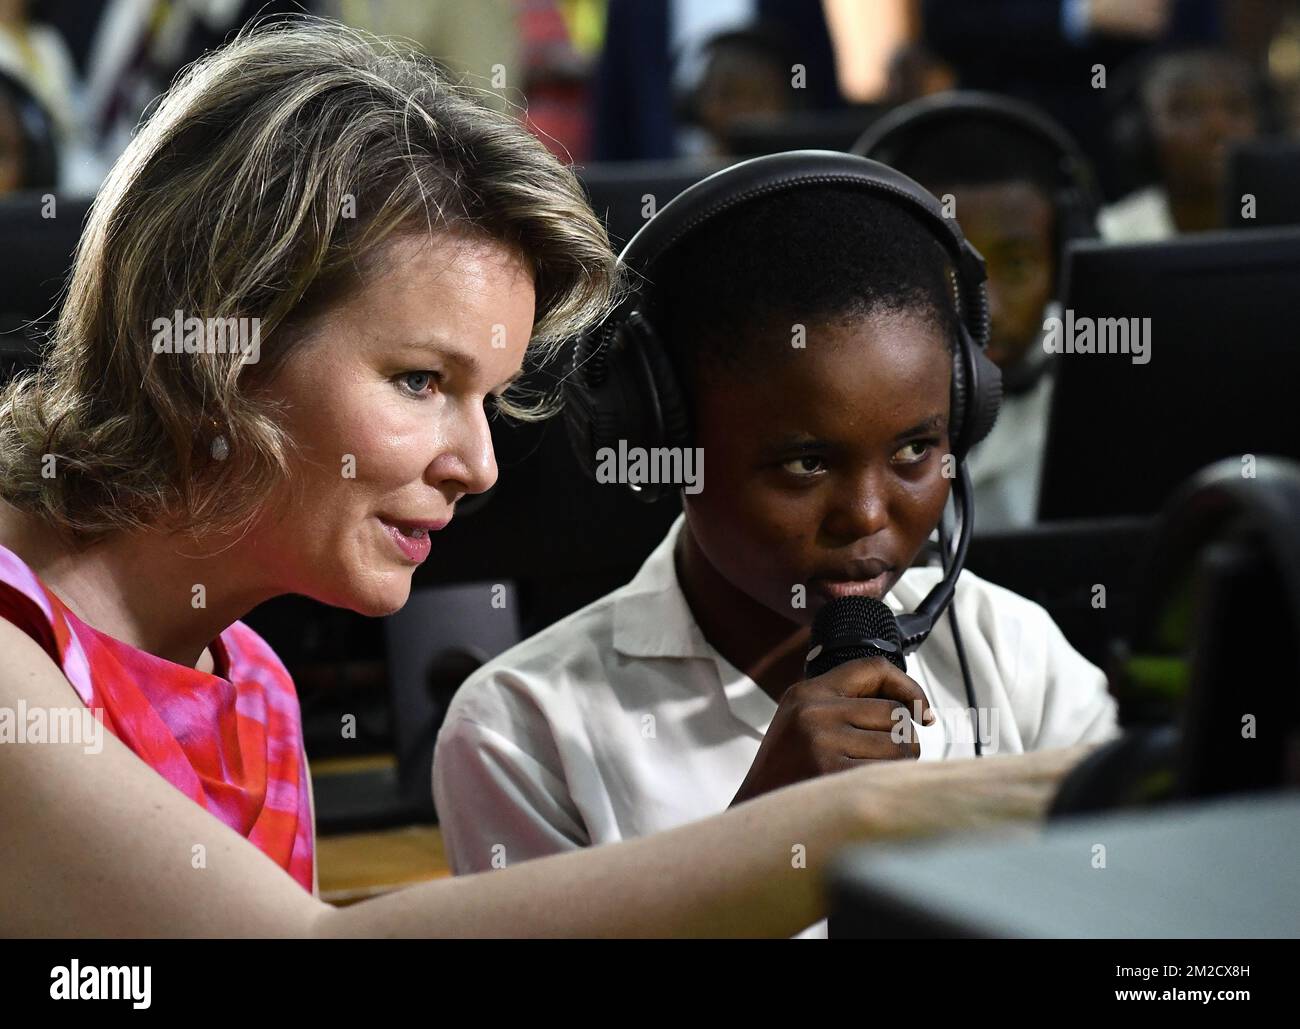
[564,149,1003,655]
[853,93,1101,399]
[852,91,1102,261]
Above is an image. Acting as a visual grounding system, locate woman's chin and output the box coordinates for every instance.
[360,584,413,618]
[318,574,413,618]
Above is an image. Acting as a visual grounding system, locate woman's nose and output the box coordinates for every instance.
[427,400,499,500]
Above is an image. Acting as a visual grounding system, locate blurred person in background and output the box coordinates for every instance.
[324,0,522,114]
[591,0,840,160]
[515,0,604,162]
[0,65,58,192]
[920,0,1223,198]
[857,95,1102,529]
[327,1,605,162]
[679,25,801,156]
[49,0,302,192]
[882,41,955,105]
[0,0,84,189]
[1101,47,1264,241]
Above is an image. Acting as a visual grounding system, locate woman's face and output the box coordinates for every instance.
[255,232,534,616]
[683,308,952,627]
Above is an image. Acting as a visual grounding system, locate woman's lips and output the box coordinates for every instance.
[378,516,448,564]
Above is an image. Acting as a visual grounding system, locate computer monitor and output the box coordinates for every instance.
[1037,226,1300,521]
[1224,137,1300,229]
[962,517,1153,669]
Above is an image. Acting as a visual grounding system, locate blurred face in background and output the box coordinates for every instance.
[930,179,1055,371]
[1144,54,1259,202]
[696,45,793,152]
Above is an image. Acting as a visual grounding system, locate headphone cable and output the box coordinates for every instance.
[939,501,982,756]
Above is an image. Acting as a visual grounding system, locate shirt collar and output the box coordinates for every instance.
[612,514,924,657]
[610,515,936,735]
[612,514,719,660]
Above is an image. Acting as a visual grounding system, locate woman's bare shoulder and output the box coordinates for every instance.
[0,620,324,937]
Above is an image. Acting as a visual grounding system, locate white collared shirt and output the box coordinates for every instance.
[963,302,1060,531]
[433,516,1119,908]
[965,370,1054,531]
[1099,185,1177,244]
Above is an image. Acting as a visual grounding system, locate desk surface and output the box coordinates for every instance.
[316,825,451,906]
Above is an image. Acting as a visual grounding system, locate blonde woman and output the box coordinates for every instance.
[0,19,1086,937]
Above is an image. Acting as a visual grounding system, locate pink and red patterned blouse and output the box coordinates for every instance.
[0,542,315,892]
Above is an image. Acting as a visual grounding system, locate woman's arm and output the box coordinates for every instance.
[0,620,1088,938]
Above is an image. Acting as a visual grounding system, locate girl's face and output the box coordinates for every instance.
[683,308,952,626]
[253,231,534,616]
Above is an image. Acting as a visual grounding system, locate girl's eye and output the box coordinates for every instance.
[891,441,933,465]
[781,455,826,477]
[398,371,439,397]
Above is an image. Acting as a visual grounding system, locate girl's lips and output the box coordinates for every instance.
[812,557,896,599]
[812,574,892,601]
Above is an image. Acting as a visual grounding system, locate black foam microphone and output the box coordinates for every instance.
[804,596,906,678]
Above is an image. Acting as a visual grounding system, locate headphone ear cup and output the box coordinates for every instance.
[949,336,970,451]
[964,345,1003,454]
[563,315,641,477]
[950,325,1003,457]
[628,314,690,452]
[562,308,691,503]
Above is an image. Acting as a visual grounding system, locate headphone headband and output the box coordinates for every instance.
[851,90,1103,226]
[621,151,987,297]
[596,150,998,457]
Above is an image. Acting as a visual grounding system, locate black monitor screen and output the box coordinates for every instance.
[1224,138,1300,229]
[1038,227,1300,521]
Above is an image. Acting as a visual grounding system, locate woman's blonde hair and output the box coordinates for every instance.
[0,17,618,542]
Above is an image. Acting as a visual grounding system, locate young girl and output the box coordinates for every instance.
[434,175,1118,904]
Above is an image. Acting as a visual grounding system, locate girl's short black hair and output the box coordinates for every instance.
[653,185,960,396]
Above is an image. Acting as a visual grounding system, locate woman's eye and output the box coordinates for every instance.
[892,441,932,465]
[781,455,826,477]
[398,371,439,397]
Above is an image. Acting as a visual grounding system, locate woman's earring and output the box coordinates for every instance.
[210,420,230,461]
